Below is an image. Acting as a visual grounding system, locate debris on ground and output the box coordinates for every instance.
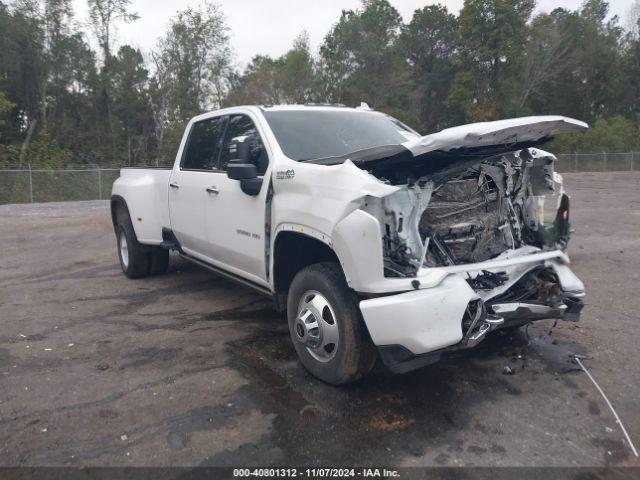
[96,362,109,371]
[503,366,515,375]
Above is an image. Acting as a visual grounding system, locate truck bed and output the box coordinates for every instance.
[112,168,172,244]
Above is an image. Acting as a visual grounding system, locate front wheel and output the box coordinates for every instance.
[286,263,377,385]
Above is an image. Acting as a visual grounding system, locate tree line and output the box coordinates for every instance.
[1,0,639,168]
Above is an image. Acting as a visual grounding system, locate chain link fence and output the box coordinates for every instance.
[555,152,639,173]
[0,168,120,205]
[0,152,638,205]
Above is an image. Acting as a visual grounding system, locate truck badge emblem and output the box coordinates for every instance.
[276,169,295,180]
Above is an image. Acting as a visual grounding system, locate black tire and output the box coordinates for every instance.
[286,262,377,385]
[116,221,150,278]
[115,219,169,279]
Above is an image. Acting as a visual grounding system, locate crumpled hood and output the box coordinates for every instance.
[403,115,588,158]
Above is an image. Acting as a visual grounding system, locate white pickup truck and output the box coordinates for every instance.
[111,105,587,384]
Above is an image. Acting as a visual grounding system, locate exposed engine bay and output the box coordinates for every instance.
[359,147,582,349]
[362,147,571,277]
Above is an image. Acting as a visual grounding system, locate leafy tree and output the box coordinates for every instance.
[226,32,316,106]
[526,2,626,123]
[319,0,405,108]
[574,0,625,120]
[518,11,576,111]
[152,1,230,120]
[87,0,138,152]
[87,0,138,62]
[0,90,15,132]
[398,5,458,131]
[623,30,640,119]
[40,0,73,131]
[150,1,231,162]
[450,0,535,120]
[2,0,640,171]
[226,55,285,106]
[551,115,640,152]
[112,46,153,165]
[278,32,316,104]
[0,0,45,143]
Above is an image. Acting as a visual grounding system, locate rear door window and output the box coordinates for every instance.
[181,116,225,170]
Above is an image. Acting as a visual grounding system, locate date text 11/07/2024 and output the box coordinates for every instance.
[232,468,400,478]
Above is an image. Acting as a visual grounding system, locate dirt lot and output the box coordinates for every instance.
[0,171,639,467]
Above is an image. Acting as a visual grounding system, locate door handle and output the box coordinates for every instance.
[206,186,219,195]
[169,182,180,189]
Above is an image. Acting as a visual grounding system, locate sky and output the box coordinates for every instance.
[70,0,635,68]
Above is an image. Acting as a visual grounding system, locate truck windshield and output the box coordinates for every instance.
[263,110,420,162]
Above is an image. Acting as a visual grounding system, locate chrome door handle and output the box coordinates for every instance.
[169,182,180,189]
[206,186,219,194]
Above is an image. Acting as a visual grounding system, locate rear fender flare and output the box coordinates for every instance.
[110,195,131,232]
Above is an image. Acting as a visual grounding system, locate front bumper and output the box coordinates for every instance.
[359,255,584,373]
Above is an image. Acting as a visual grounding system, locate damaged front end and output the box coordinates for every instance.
[365,147,571,275]
[358,147,584,373]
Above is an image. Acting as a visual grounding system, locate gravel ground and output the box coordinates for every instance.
[0,171,639,467]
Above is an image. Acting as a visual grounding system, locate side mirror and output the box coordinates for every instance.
[239,177,262,196]
[226,162,262,196]
[227,162,257,180]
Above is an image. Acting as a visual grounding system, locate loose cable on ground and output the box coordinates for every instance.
[572,355,638,457]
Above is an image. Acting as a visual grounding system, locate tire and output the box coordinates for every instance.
[116,218,169,279]
[116,221,149,279]
[286,262,377,385]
